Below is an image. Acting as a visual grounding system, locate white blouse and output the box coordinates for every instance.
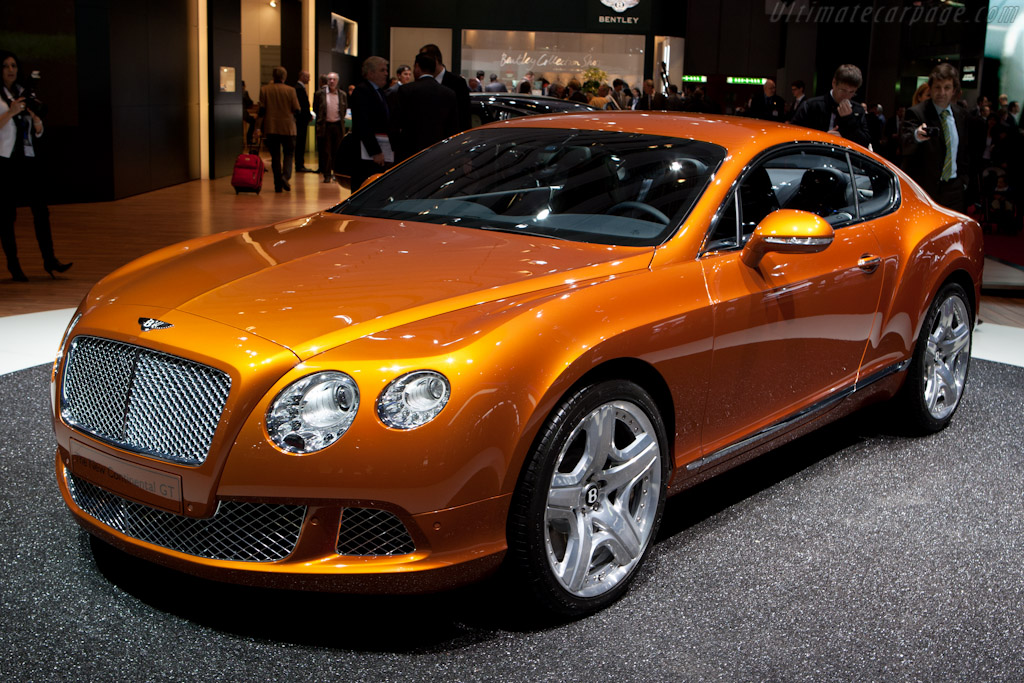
[0,85,42,159]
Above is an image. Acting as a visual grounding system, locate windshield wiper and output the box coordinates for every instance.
[455,186,563,202]
[476,225,570,241]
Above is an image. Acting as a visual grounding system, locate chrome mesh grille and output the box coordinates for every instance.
[66,471,306,562]
[61,336,231,465]
[337,508,416,556]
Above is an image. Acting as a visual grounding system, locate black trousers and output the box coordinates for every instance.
[263,134,295,190]
[934,177,966,213]
[0,155,56,271]
[294,116,311,169]
[318,121,344,180]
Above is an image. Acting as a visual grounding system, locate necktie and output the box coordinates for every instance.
[940,109,953,181]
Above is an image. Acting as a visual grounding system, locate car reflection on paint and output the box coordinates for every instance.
[51,112,982,618]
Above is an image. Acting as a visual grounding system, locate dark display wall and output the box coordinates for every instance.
[208,0,242,180]
[79,0,191,200]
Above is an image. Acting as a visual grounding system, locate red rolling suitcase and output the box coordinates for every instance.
[231,140,265,194]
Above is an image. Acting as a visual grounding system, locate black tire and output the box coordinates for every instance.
[507,380,669,618]
[897,282,973,434]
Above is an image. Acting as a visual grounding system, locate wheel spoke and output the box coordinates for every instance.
[592,503,643,564]
[934,361,958,399]
[552,405,614,488]
[546,483,583,511]
[602,432,658,495]
[556,511,595,593]
[942,323,971,358]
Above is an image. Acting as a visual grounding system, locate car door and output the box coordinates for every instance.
[696,145,885,458]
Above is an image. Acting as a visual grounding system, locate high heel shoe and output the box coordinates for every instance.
[43,260,73,278]
[8,263,28,282]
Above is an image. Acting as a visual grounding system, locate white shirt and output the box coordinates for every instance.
[0,85,41,159]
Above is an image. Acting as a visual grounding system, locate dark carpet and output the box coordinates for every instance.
[2,360,1023,682]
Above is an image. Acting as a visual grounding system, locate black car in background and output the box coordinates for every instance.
[470,93,597,127]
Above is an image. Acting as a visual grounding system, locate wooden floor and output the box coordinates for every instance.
[1,163,350,317]
[2,168,1023,329]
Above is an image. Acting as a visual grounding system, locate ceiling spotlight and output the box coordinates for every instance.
[269,1,277,7]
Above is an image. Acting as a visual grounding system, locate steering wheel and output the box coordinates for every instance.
[607,201,670,225]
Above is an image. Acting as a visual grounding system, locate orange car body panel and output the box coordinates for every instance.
[52,112,983,590]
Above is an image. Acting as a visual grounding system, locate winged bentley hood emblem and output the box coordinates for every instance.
[138,317,173,332]
[601,0,639,11]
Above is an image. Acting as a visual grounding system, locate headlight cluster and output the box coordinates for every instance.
[267,372,360,454]
[376,370,451,429]
[266,369,450,454]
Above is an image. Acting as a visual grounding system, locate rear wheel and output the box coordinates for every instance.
[507,380,668,618]
[898,283,973,433]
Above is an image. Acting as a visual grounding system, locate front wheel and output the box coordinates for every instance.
[897,282,973,433]
[507,380,668,618]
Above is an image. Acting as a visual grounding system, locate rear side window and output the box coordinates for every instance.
[848,153,899,220]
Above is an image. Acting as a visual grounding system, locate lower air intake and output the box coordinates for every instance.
[66,471,305,562]
[337,507,416,556]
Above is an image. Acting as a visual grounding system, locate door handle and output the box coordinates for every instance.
[858,254,881,273]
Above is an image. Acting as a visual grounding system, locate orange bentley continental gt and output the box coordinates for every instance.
[52,113,983,617]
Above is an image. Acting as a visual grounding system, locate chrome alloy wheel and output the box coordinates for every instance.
[923,294,971,420]
[543,400,662,598]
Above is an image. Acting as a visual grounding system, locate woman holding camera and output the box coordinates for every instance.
[0,49,71,282]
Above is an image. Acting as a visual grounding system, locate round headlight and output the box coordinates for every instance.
[266,371,360,454]
[376,370,450,429]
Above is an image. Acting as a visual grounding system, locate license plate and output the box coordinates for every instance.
[70,439,183,514]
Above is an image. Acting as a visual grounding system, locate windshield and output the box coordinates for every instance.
[332,127,726,246]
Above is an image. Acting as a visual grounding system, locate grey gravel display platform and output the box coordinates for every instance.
[2,360,1022,682]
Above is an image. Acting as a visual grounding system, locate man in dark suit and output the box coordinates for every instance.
[901,63,970,212]
[349,56,395,191]
[790,64,872,148]
[418,43,471,132]
[748,79,786,122]
[293,70,314,172]
[393,53,458,161]
[635,79,667,110]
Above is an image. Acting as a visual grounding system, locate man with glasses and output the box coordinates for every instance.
[790,64,871,148]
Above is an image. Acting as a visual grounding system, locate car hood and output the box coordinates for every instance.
[97,212,654,359]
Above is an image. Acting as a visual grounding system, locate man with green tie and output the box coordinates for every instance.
[902,63,970,212]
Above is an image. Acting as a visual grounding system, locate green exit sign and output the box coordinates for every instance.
[681,75,707,83]
[727,77,767,85]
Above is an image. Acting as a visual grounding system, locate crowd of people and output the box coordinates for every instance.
[253,55,1019,231]
[743,62,1022,230]
[246,45,469,192]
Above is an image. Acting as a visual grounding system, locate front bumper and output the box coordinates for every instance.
[57,449,509,593]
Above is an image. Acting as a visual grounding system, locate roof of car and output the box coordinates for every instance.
[485,111,861,155]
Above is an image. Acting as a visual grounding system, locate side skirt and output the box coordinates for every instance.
[669,359,911,492]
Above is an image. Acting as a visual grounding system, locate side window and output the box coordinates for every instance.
[768,150,858,226]
[738,166,780,240]
[703,145,875,254]
[848,153,898,220]
[705,193,738,250]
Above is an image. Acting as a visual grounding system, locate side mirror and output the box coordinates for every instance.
[740,209,835,269]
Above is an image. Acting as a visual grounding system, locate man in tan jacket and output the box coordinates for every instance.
[258,66,300,192]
